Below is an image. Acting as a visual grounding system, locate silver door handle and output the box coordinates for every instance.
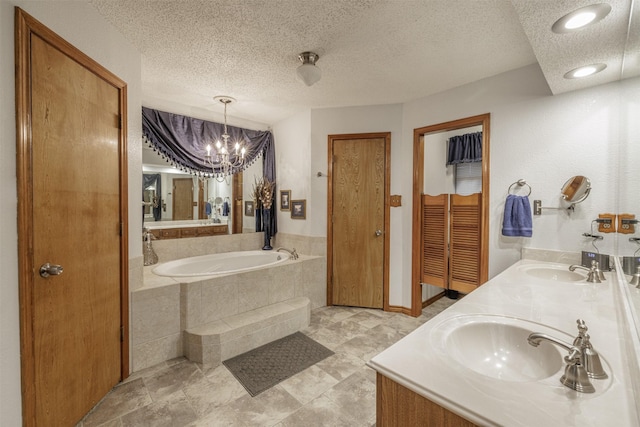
[375,230,382,237]
[39,263,63,278]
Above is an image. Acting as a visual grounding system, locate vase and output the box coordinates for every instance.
[262,208,272,250]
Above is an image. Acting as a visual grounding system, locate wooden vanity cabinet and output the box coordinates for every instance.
[149,224,228,240]
[377,373,478,427]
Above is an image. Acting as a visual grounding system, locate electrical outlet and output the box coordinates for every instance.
[597,213,616,233]
[618,213,637,234]
[390,195,402,207]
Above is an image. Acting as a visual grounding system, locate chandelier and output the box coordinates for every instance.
[205,96,245,182]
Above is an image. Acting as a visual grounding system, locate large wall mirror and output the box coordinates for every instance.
[143,145,262,234]
[411,113,490,316]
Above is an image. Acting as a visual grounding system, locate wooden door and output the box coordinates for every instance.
[328,133,390,309]
[173,178,194,220]
[198,179,206,219]
[232,172,243,234]
[15,9,128,426]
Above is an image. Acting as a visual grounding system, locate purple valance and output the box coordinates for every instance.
[142,106,277,235]
[446,131,482,165]
[142,106,275,178]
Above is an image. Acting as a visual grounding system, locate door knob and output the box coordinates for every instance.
[375,229,382,237]
[39,263,63,278]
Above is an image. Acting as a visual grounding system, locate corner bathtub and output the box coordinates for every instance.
[152,250,290,277]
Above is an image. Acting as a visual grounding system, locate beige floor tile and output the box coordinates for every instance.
[279,364,339,405]
[324,371,377,426]
[81,379,152,427]
[275,395,354,427]
[80,301,456,427]
[226,385,302,426]
[315,351,366,381]
[120,391,198,427]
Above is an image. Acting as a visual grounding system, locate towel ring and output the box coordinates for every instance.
[508,179,531,196]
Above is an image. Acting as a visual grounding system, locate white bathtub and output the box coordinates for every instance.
[152,250,290,277]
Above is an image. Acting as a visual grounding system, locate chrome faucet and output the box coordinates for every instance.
[569,260,605,283]
[276,247,298,260]
[528,319,607,393]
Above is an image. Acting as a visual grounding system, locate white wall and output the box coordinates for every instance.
[406,64,634,306]
[0,2,142,425]
[272,65,636,309]
[271,110,312,235]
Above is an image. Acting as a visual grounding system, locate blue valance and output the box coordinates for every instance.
[446,131,482,165]
[142,106,277,235]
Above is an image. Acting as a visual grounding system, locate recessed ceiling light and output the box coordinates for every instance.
[552,3,612,33]
[564,63,607,79]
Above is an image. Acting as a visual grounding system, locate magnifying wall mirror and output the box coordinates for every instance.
[561,175,591,204]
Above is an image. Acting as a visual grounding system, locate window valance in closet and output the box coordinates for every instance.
[446,131,482,165]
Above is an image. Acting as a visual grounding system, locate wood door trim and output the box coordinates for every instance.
[326,132,391,310]
[411,114,490,317]
[15,8,129,425]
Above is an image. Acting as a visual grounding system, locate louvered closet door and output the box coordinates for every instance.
[421,194,449,288]
[449,193,482,294]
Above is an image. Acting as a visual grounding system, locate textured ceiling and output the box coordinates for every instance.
[511,0,639,94]
[89,0,638,127]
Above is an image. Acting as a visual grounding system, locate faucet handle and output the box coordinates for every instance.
[576,319,588,335]
[572,319,608,380]
[561,348,595,393]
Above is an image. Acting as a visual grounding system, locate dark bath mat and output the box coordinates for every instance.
[223,332,334,397]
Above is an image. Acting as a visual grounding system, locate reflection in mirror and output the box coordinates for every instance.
[143,145,262,233]
[561,175,591,204]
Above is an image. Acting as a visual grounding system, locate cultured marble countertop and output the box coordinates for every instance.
[143,220,228,229]
[368,259,640,426]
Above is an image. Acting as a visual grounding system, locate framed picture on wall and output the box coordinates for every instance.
[244,200,255,216]
[280,190,291,211]
[291,199,306,219]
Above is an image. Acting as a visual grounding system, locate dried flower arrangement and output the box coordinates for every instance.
[252,177,275,210]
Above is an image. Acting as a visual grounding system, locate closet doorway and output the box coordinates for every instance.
[327,132,390,309]
[410,114,490,317]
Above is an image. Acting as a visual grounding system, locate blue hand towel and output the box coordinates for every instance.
[205,202,212,216]
[222,200,230,216]
[502,194,532,237]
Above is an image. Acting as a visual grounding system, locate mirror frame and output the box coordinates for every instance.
[561,175,591,204]
[411,113,491,316]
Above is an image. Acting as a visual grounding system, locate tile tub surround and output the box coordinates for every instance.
[184,297,310,367]
[133,254,326,371]
[150,232,326,264]
[368,259,640,426]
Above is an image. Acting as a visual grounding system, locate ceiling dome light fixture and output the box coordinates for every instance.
[552,3,611,33]
[296,51,321,86]
[564,63,607,79]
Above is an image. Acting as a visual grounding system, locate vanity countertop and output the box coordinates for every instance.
[368,259,640,426]
[144,220,228,230]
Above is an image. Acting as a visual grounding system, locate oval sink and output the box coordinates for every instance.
[520,264,586,282]
[435,316,565,382]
